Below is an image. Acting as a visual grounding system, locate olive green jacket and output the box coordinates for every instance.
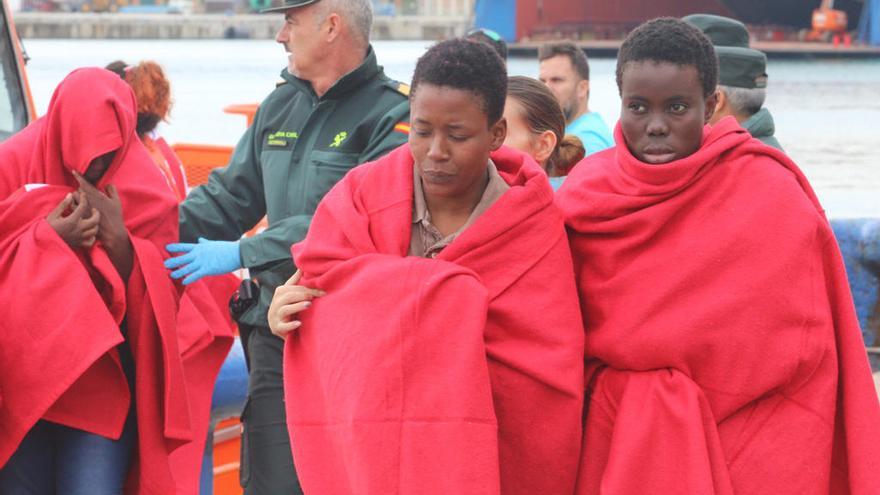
[179,46,410,326]
[742,108,783,151]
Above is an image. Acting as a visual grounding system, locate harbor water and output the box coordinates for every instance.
[21,39,880,217]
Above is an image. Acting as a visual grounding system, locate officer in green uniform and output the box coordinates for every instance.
[685,14,784,150]
[163,0,409,492]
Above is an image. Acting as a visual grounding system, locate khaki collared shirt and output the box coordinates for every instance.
[409,160,510,258]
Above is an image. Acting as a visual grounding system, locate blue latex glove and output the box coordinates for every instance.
[164,238,242,285]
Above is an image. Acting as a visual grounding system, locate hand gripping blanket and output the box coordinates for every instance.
[556,117,880,494]
[285,144,585,495]
[0,68,191,494]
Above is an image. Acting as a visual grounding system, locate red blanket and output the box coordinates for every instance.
[0,185,130,459]
[170,275,237,494]
[147,130,238,494]
[285,144,585,494]
[0,68,191,494]
[556,117,880,494]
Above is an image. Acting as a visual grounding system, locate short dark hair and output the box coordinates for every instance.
[105,60,128,79]
[411,38,507,125]
[538,42,590,81]
[616,17,718,98]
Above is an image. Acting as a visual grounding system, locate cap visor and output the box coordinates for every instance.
[260,0,319,13]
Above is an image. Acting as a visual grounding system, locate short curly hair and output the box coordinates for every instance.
[616,17,718,98]
[411,38,507,125]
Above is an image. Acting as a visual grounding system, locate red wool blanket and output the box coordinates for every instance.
[169,274,238,494]
[148,128,238,495]
[0,185,131,458]
[556,117,880,494]
[0,68,191,494]
[285,144,585,494]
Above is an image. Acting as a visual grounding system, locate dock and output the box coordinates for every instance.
[509,39,880,59]
[11,12,880,58]
[11,12,470,40]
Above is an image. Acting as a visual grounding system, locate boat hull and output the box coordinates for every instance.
[721,0,863,27]
[473,0,867,41]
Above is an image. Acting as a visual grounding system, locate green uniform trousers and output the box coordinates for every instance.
[239,324,303,495]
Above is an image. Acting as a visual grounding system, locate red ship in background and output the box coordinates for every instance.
[721,0,861,26]
[475,0,867,42]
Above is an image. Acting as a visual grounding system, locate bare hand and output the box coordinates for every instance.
[268,270,325,339]
[46,191,101,248]
[73,172,126,246]
[73,172,133,280]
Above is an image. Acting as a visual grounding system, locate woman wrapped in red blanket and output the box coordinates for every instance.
[0,68,191,494]
[268,39,585,495]
[556,18,880,494]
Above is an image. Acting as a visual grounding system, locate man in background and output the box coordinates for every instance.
[685,13,783,150]
[539,42,613,156]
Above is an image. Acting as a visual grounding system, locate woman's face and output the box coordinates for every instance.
[502,97,557,169]
[82,150,117,185]
[409,84,506,201]
[619,60,716,164]
[503,98,539,162]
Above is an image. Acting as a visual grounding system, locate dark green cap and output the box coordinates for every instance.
[683,14,750,48]
[261,0,320,14]
[684,13,768,89]
[716,46,768,89]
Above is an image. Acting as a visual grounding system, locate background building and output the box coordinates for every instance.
[374,0,474,16]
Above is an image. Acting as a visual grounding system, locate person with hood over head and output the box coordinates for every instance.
[0,68,190,495]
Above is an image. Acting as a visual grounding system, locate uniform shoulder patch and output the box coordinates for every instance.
[386,80,410,97]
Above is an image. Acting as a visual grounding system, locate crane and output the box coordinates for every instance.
[808,0,849,43]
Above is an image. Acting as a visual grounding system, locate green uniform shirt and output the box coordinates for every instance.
[179,46,410,326]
